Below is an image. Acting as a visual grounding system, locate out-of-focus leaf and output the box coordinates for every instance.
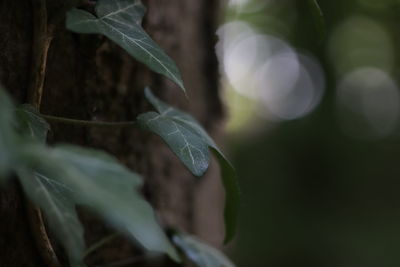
[21,144,180,262]
[66,0,185,92]
[308,0,326,42]
[211,148,240,244]
[172,232,236,267]
[137,88,240,243]
[18,167,85,266]
[15,104,50,143]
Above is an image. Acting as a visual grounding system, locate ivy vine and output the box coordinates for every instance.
[0,0,239,266]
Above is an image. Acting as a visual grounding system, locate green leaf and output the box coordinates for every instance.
[21,144,180,262]
[308,0,326,42]
[0,86,18,181]
[15,104,50,143]
[17,167,86,266]
[66,0,185,92]
[211,149,240,244]
[137,88,240,243]
[172,232,236,267]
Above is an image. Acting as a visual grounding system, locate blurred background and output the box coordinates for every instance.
[218,0,400,266]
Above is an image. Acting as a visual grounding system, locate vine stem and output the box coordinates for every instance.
[27,0,61,267]
[26,192,61,267]
[28,0,54,110]
[41,114,137,128]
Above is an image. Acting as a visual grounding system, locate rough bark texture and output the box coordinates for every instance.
[0,0,225,266]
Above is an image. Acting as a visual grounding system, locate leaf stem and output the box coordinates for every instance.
[41,114,137,128]
[27,1,61,267]
[26,201,61,267]
[28,0,54,110]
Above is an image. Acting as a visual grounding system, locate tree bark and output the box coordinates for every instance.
[0,0,225,266]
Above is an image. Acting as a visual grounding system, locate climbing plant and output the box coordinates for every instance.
[0,0,239,266]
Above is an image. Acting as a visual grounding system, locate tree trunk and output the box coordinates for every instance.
[0,0,225,266]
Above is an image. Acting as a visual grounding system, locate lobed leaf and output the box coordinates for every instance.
[18,167,86,266]
[14,105,85,264]
[0,85,182,264]
[20,144,180,262]
[66,0,185,92]
[308,0,326,42]
[172,232,236,267]
[137,88,240,243]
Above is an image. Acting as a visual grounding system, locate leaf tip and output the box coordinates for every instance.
[176,81,187,97]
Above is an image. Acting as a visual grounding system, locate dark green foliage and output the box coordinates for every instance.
[307,0,326,42]
[18,167,86,266]
[138,88,240,243]
[0,0,238,266]
[0,90,179,265]
[66,0,185,92]
[15,104,50,143]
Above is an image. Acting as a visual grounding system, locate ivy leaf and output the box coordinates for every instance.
[211,149,240,244]
[137,88,240,243]
[17,167,86,266]
[0,87,18,180]
[172,232,236,267]
[15,104,50,143]
[66,0,185,92]
[308,0,326,42]
[22,144,180,262]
